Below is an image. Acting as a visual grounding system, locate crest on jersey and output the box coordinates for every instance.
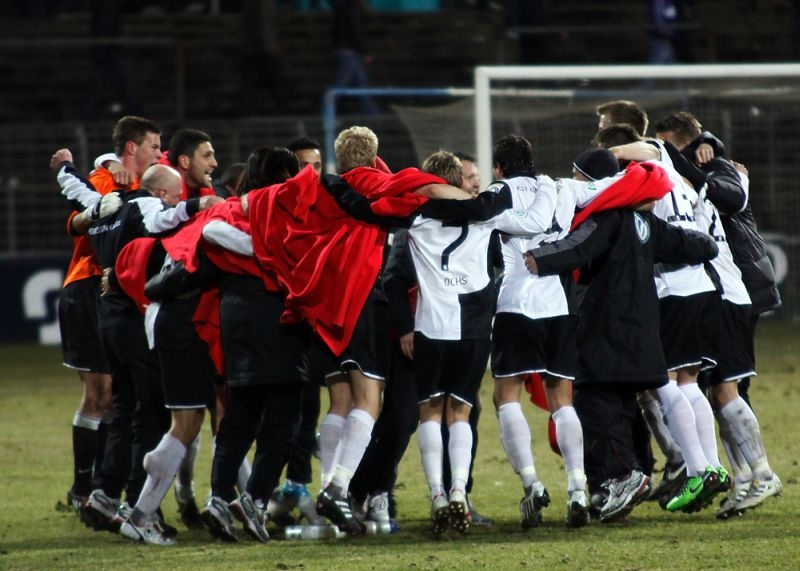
[486,182,504,194]
[633,212,650,243]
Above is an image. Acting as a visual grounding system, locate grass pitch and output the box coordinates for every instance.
[0,320,798,570]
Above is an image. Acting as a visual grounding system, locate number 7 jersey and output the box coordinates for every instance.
[408,176,557,340]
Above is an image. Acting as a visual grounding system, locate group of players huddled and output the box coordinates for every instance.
[52,99,781,546]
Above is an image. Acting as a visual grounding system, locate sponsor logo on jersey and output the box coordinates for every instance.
[513,208,527,218]
[88,219,122,235]
[444,275,469,287]
[633,212,650,243]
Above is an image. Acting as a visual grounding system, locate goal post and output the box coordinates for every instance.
[473,63,800,319]
[474,63,800,191]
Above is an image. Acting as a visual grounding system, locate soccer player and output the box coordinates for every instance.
[50,115,162,515]
[347,149,494,531]
[268,136,327,527]
[200,147,312,543]
[323,141,557,535]
[491,146,622,530]
[600,125,729,512]
[655,112,783,516]
[53,157,220,537]
[523,170,719,523]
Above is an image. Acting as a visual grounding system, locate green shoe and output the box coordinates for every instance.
[716,466,731,492]
[666,472,706,512]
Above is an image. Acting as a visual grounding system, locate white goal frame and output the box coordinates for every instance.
[474,63,800,189]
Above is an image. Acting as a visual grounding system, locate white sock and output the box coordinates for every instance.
[72,412,101,430]
[718,397,772,480]
[134,434,186,522]
[552,406,586,492]
[418,420,444,498]
[655,381,709,475]
[679,383,721,467]
[331,408,375,493]
[237,456,252,494]
[714,407,753,484]
[177,434,200,487]
[637,390,684,466]
[447,421,473,493]
[498,402,538,491]
[318,413,346,489]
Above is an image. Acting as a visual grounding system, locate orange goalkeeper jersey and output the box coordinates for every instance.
[62,168,139,287]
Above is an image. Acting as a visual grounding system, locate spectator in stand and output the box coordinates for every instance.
[331,0,378,115]
[240,0,290,115]
[82,0,144,123]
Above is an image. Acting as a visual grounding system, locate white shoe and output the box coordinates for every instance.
[448,489,471,535]
[519,482,550,530]
[230,492,269,543]
[201,496,238,542]
[599,470,650,523]
[120,518,176,546]
[735,474,782,511]
[430,493,449,537]
[565,489,590,528]
[366,492,390,524]
[716,480,750,520]
[83,489,120,531]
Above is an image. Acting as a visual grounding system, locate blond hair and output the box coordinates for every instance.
[334,126,378,173]
[422,150,462,188]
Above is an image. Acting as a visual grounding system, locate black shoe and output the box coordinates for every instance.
[315,485,366,536]
[156,507,179,538]
[178,497,204,530]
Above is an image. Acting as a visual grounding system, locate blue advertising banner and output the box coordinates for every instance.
[1,254,70,344]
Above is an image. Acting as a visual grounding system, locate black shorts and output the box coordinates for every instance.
[491,312,577,380]
[155,296,218,409]
[703,301,756,385]
[339,289,390,381]
[659,292,721,371]
[414,333,490,406]
[306,335,345,383]
[58,277,110,373]
[220,276,310,386]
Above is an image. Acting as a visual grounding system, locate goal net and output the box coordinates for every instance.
[392,64,800,319]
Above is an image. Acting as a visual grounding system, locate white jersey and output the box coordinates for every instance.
[693,188,751,305]
[409,177,556,340]
[494,173,630,320]
[496,176,571,319]
[649,140,717,298]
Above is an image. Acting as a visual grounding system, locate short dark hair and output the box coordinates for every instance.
[238,146,299,194]
[221,162,246,188]
[167,128,212,167]
[286,136,321,153]
[112,115,161,156]
[453,151,477,164]
[653,111,703,147]
[493,134,536,178]
[597,100,649,136]
[592,124,641,149]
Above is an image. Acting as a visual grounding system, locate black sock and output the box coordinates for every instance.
[72,424,98,495]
